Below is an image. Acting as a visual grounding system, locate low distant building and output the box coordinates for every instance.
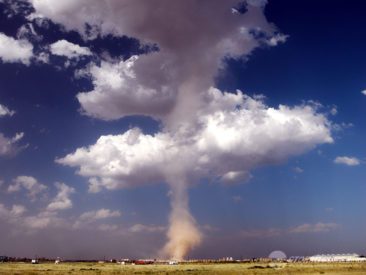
[309,254,366,262]
[288,256,306,262]
[219,257,234,262]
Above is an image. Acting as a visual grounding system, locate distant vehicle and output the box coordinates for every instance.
[55,257,61,264]
[169,261,178,265]
[31,259,39,264]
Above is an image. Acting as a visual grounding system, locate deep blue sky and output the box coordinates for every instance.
[0,0,365,259]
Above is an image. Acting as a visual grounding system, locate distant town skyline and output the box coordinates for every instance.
[0,0,365,259]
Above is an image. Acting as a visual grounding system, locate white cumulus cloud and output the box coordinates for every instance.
[0,32,33,65]
[46,182,75,211]
[294,167,304,173]
[10,204,27,216]
[50,39,92,59]
[76,56,175,120]
[0,204,27,219]
[0,104,15,117]
[23,216,50,229]
[334,156,360,166]
[8,175,47,199]
[361,90,366,95]
[0,132,24,156]
[57,89,333,191]
[266,33,289,46]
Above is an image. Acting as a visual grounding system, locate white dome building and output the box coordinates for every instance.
[268,250,287,260]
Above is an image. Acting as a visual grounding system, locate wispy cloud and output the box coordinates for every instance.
[240,222,341,238]
[79,209,121,221]
[232,195,242,203]
[330,106,337,115]
[200,224,220,232]
[240,228,281,239]
[128,224,165,233]
[289,222,340,233]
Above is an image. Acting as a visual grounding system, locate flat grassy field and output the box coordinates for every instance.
[0,262,366,275]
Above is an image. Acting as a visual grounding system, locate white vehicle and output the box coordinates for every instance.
[31,259,39,264]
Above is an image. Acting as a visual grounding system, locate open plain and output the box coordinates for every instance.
[1,262,366,275]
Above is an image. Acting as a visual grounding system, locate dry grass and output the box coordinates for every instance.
[0,262,366,275]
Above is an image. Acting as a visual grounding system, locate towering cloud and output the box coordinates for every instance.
[57,89,333,259]
[29,0,282,122]
[30,0,334,259]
